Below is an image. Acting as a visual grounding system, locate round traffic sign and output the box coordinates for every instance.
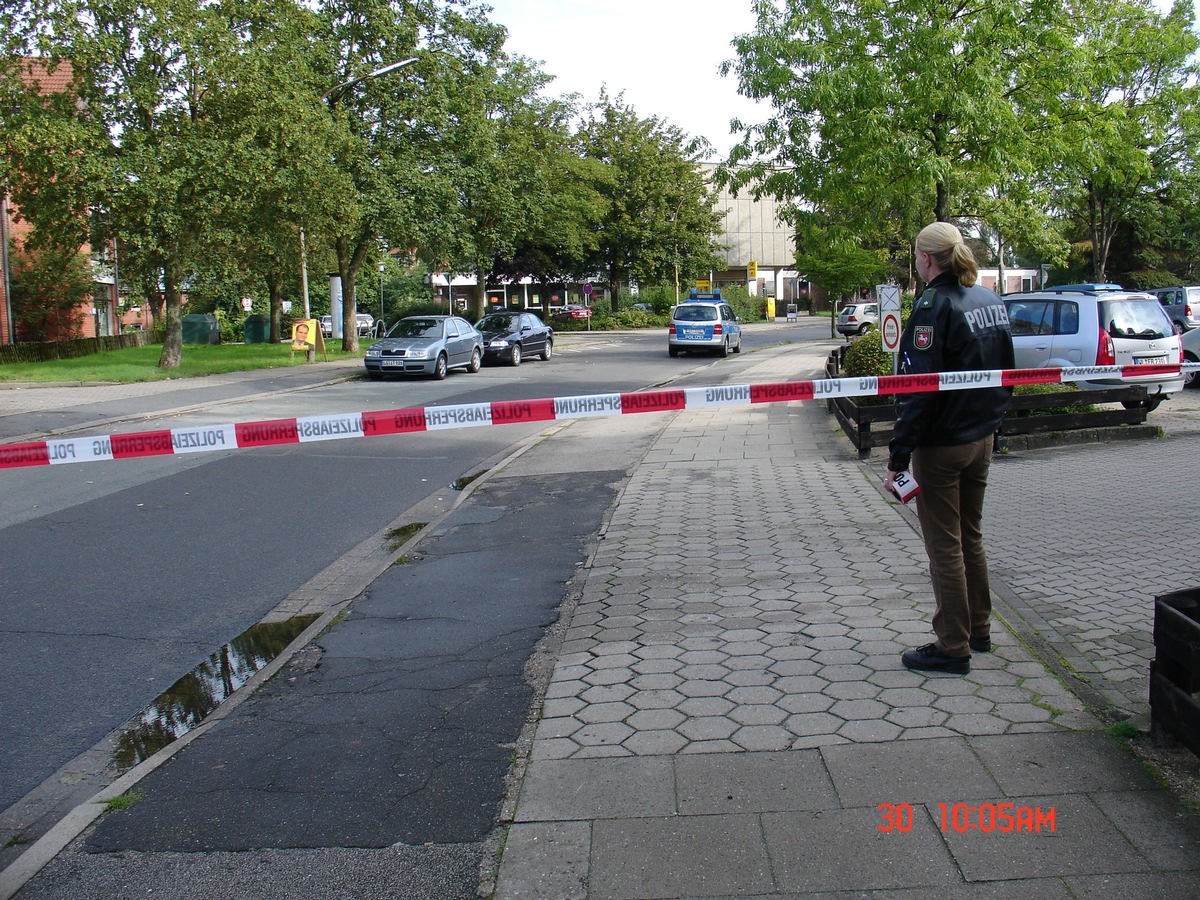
[582,282,593,295]
[882,314,900,350]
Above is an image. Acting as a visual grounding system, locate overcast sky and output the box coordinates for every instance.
[484,0,1194,159]
[484,0,765,157]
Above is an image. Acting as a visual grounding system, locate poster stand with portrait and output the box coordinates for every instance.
[290,318,327,362]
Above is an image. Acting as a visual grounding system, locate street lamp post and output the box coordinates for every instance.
[378,260,385,333]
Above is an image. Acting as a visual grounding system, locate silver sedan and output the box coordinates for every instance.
[363,316,483,380]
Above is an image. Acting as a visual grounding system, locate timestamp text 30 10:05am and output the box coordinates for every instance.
[877,802,1056,834]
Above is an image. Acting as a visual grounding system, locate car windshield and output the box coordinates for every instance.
[1102,300,1172,340]
[477,315,515,331]
[388,319,443,338]
[674,305,718,322]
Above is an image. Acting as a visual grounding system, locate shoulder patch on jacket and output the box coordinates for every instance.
[913,326,934,350]
[918,289,935,309]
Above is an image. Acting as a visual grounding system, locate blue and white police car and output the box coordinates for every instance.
[668,289,743,358]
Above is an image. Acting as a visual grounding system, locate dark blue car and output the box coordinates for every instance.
[476,312,554,366]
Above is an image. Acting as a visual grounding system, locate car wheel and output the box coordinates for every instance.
[857,323,870,335]
[467,348,481,373]
[432,354,448,380]
[719,339,730,358]
[509,343,522,366]
[733,335,742,354]
[541,339,553,361]
[1185,353,1198,388]
[668,346,679,358]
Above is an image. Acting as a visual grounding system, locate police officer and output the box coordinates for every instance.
[886,222,1015,674]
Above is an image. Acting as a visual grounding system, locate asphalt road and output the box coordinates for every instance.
[1,322,828,893]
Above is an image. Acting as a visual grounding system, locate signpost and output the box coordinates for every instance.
[878,283,902,372]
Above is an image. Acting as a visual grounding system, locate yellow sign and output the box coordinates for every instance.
[291,319,317,350]
[695,280,711,289]
[748,261,758,279]
[290,318,327,361]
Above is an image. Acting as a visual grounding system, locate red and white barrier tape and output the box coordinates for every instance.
[2,363,1195,470]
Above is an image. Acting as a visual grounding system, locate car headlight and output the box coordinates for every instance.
[366,348,382,357]
[489,339,510,349]
[407,347,430,359]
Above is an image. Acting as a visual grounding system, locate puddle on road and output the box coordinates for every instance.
[111,614,320,770]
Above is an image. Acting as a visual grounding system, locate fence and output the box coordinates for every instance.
[0,332,150,365]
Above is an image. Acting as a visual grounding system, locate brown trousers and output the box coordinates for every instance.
[911,436,994,656]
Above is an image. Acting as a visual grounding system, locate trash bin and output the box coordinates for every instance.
[1150,588,1200,755]
[242,314,271,343]
[181,313,220,344]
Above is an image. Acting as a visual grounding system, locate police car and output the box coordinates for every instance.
[668,289,743,358]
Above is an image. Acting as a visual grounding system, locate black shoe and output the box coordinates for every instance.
[969,636,992,653]
[902,643,971,674]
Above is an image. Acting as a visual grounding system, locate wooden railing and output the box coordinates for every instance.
[824,349,1152,459]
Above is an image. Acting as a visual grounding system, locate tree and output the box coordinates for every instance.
[313,0,509,347]
[2,0,341,367]
[439,55,575,321]
[722,0,1077,229]
[1050,0,1200,282]
[576,92,724,311]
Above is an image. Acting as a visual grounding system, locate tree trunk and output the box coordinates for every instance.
[267,274,283,344]
[996,228,1007,295]
[157,262,184,368]
[335,235,368,353]
[935,181,951,223]
[1088,184,1111,283]
[470,268,487,321]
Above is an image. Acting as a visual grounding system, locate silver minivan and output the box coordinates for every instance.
[1004,286,1184,409]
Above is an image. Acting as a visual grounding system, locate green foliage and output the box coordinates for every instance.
[631,285,682,314]
[0,342,365,384]
[841,330,892,379]
[103,792,143,813]
[1107,720,1142,741]
[1013,383,1096,415]
[9,244,93,340]
[575,91,725,308]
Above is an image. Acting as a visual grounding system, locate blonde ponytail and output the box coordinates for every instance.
[916,222,979,288]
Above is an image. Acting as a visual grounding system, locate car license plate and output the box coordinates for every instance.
[1133,356,1164,366]
[381,359,406,366]
[680,326,710,340]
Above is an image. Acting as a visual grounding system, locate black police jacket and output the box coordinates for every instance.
[887,271,1015,472]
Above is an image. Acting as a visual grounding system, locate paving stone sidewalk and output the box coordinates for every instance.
[494,348,1200,898]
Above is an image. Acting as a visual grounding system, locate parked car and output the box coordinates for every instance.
[1149,286,1200,333]
[475,311,553,366]
[363,315,482,380]
[317,313,373,337]
[835,302,880,337]
[553,304,592,321]
[1004,285,1184,409]
[1182,325,1200,388]
[668,292,742,358]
